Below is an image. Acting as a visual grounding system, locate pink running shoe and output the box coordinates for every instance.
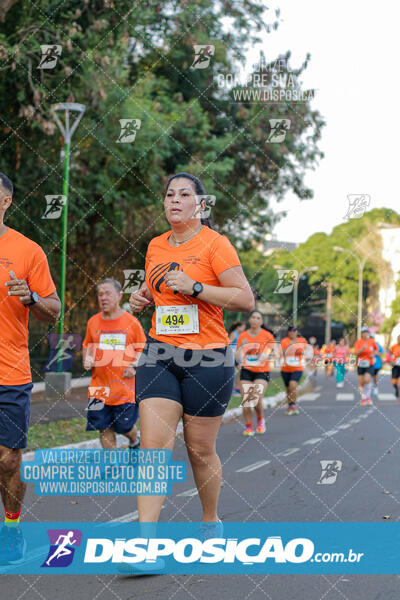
[256,418,266,434]
[243,425,255,436]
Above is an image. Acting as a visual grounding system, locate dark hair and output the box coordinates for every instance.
[228,321,243,335]
[97,278,122,293]
[165,172,213,228]
[0,172,13,197]
[248,310,274,334]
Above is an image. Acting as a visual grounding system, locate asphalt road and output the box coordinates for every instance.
[2,369,400,599]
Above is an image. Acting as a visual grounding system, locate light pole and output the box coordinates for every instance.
[274,264,318,326]
[333,246,372,339]
[293,266,318,327]
[52,103,85,371]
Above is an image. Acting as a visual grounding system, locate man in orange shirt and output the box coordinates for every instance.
[0,172,60,562]
[83,278,146,449]
[390,334,400,399]
[280,326,308,415]
[354,326,379,405]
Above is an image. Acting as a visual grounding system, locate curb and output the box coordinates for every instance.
[23,372,315,460]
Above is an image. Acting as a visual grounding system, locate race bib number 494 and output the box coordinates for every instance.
[156,305,199,335]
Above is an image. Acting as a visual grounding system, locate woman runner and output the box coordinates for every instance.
[129,173,254,539]
[235,310,275,436]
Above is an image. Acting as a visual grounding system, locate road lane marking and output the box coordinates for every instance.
[378,394,396,401]
[303,438,323,445]
[300,393,320,401]
[276,448,300,457]
[236,460,271,473]
[337,423,352,429]
[336,393,354,401]
[177,487,198,497]
[323,429,338,436]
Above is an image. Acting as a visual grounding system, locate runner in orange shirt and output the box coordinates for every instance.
[83,278,146,449]
[128,172,254,566]
[235,311,275,436]
[390,335,400,399]
[0,173,60,564]
[354,326,379,405]
[280,326,308,415]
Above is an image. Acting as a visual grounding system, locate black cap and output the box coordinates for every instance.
[287,325,298,332]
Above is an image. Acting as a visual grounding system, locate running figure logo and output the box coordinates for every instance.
[191,45,215,69]
[116,119,141,143]
[122,269,145,293]
[344,194,370,220]
[38,45,62,69]
[241,383,264,408]
[42,195,66,219]
[274,269,298,294]
[42,529,82,567]
[267,119,291,143]
[193,195,216,219]
[317,460,343,485]
[149,262,181,293]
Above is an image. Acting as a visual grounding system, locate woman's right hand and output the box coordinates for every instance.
[129,284,154,312]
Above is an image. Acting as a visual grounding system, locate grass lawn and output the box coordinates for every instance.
[25,377,289,452]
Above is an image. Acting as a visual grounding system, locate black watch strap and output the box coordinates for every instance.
[192,282,203,298]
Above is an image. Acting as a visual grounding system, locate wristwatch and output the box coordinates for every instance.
[192,282,203,298]
[26,291,39,307]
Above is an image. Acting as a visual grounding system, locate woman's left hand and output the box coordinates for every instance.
[164,271,195,295]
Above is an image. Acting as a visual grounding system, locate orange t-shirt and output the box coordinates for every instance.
[390,344,400,366]
[353,338,379,367]
[83,311,146,405]
[280,336,308,372]
[146,226,241,349]
[236,329,275,372]
[0,228,56,385]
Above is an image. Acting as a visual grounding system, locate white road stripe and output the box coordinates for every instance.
[378,394,396,401]
[236,460,271,473]
[303,438,323,445]
[336,393,355,401]
[323,429,338,436]
[337,423,352,429]
[177,487,198,497]
[276,448,300,457]
[300,393,320,401]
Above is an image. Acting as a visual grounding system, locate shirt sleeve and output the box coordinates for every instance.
[82,321,93,348]
[209,234,241,276]
[26,244,56,298]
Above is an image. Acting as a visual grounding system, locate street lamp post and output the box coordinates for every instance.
[333,246,371,339]
[52,103,85,371]
[274,264,318,327]
[293,266,318,327]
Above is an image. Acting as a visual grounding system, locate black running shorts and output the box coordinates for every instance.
[135,337,235,417]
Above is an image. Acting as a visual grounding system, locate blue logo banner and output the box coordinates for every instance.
[0,522,399,574]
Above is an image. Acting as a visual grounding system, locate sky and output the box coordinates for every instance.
[244,0,399,243]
